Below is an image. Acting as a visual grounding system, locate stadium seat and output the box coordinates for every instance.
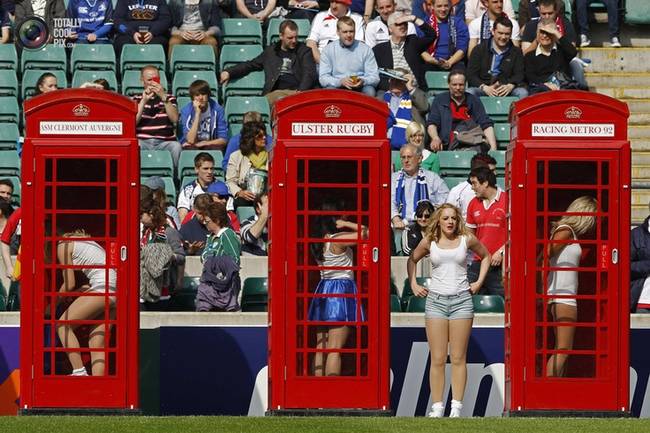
[626,0,650,24]
[0,44,17,71]
[406,296,426,313]
[72,70,118,91]
[0,123,19,149]
[6,281,19,311]
[0,150,20,177]
[480,96,517,122]
[236,206,255,223]
[224,96,270,124]
[489,150,506,176]
[241,277,268,312]
[219,44,263,71]
[265,18,310,45]
[172,71,219,97]
[141,175,176,204]
[391,149,401,172]
[425,71,449,98]
[22,70,68,100]
[221,71,265,98]
[178,150,224,182]
[5,175,20,206]
[473,295,505,313]
[121,70,168,96]
[392,228,402,255]
[140,150,174,177]
[228,122,272,138]
[70,44,116,71]
[497,176,505,190]
[443,176,468,189]
[221,18,263,45]
[0,70,18,97]
[169,45,216,72]
[437,150,476,177]
[0,97,19,124]
[21,45,67,72]
[176,96,191,112]
[390,294,402,312]
[120,44,166,75]
[168,276,200,311]
[0,281,5,311]
[494,123,510,149]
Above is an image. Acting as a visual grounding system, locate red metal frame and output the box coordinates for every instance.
[20,90,139,411]
[269,90,390,412]
[505,91,630,414]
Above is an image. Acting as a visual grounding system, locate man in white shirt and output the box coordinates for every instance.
[464,0,515,23]
[177,152,215,221]
[365,0,415,48]
[467,0,520,56]
[306,0,364,63]
[446,152,496,219]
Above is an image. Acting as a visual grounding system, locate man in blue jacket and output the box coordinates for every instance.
[66,0,113,43]
[179,79,228,150]
[113,0,171,56]
[631,205,650,313]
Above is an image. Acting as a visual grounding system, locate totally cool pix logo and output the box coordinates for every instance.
[16,16,81,49]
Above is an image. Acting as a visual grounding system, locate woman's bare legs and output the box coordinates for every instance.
[448,318,473,401]
[546,303,577,377]
[325,326,350,376]
[425,318,449,403]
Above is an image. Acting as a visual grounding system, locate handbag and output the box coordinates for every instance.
[449,119,488,152]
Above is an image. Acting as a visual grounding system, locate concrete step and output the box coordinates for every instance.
[632,139,650,151]
[580,48,650,73]
[630,113,650,125]
[633,206,647,224]
[583,23,650,48]
[630,126,650,139]
[632,152,650,165]
[586,73,650,88]
[624,99,650,113]
[592,86,650,99]
[632,190,650,206]
[632,167,650,178]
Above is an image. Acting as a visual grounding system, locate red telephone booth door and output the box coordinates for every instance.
[524,150,622,409]
[30,146,131,408]
[283,148,383,409]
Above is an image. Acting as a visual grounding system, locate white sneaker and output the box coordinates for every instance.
[449,400,463,418]
[610,37,621,48]
[580,34,591,47]
[69,367,88,376]
[427,402,444,418]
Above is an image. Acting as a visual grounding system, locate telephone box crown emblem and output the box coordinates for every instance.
[72,103,90,117]
[564,106,582,119]
[324,104,342,118]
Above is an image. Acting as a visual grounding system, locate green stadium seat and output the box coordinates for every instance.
[392,149,401,172]
[406,296,426,312]
[0,71,18,97]
[494,122,510,149]
[141,175,176,204]
[236,206,255,222]
[140,150,174,177]
[228,122,271,138]
[221,71,264,98]
[0,97,19,125]
[402,277,430,302]
[120,44,166,75]
[0,44,17,71]
[425,71,449,98]
[512,0,520,17]
[0,281,5,311]
[437,150,476,177]
[176,96,191,112]
[21,45,67,72]
[219,44,263,71]
[0,123,19,149]
[443,176,468,189]
[562,0,572,21]
[497,176,505,190]
[224,96,270,124]
[167,277,199,311]
[392,227,402,256]
[489,150,506,176]
[241,277,268,312]
[71,44,116,71]
[0,150,20,177]
[72,70,118,91]
[221,18,263,45]
[626,0,650,24]
[178,150,224,181]
[265,18,310,45]
[6,281,19,311]
[480,96,517,122]
[169,45,216,72]
[22,70,68,100]
[173,71,219,97]
[473,294,505,313]
[5,175,20,205]
[121,70,168,96]
[390,294,402,312]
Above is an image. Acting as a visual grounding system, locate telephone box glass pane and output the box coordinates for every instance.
[548,161,598,185]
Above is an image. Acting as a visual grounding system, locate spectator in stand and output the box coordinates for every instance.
[446,152,495,219]
[373,12,434,94]
[517,0,564,32]
[467,0,520,56]
[219,20,318,106]
[631,201,650,313]
[426,69,497,151]
[520,0,586,91]
[391,143,449,229]
[179,79,228,150]
[34,73,58,95]
[401,200,434,256]
[319,16,379,96]
[402,121,440,172]
[365,0,416,48]
[384,70,429,150]
[0,178,13,202]
[143,176,181,228]
[283,0,321,23]
[0,3,10,44]
[240,194,269,256]
[15,0,65,43]
[466,165,506,296]
[80,78,111,90]
[65,0,113,44]
[134,65,182,167]
[466,15,528,98]
[412,0,464,22]
[168,0,222,59]
[0,206,20,280]
[222,111,272,172]
[421,0,469,72]
[113,0,171,57]
[177,152,215,221]
[464,0,514,23]
[235,0,278,25]
[306,0,364,64]
[576,0,620,48]
[226,120,269,207]
[524,18,578,94]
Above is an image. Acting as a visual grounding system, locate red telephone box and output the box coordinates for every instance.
[268,90,391,414]
[20,89,140,413]
[505,91,630,416]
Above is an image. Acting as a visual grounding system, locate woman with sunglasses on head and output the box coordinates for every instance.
[226,121,268,208]
[402,200,435,256]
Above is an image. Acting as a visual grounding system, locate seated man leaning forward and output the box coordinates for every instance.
[318,16,380,97]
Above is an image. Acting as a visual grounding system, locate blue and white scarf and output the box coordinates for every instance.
[384,91,413,150]
[396,168,429,220]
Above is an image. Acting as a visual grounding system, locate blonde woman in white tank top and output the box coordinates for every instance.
[407,203,490,418]
[544,196,597,377]
[56,229,116,377]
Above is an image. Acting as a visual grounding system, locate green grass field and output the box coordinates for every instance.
[1,416,650,433]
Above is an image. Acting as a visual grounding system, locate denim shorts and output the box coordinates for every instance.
[425,290,474,320]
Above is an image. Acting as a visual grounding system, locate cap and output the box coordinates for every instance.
[333,0,352,6]
[206,181,231,196]
[387,12,404,27]
[143,176,165,191]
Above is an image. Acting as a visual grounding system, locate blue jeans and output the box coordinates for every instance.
[576,0,620,38]
[569,58,589,90]
[467,85,529,99]
[468,261,504,297]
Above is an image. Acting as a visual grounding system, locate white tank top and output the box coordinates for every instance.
[71,241,117,290]
[547,225,581,296]
[428,235,470,296]
[319,235,354,280]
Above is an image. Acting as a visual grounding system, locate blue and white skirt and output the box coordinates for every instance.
[307,278,364,322]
